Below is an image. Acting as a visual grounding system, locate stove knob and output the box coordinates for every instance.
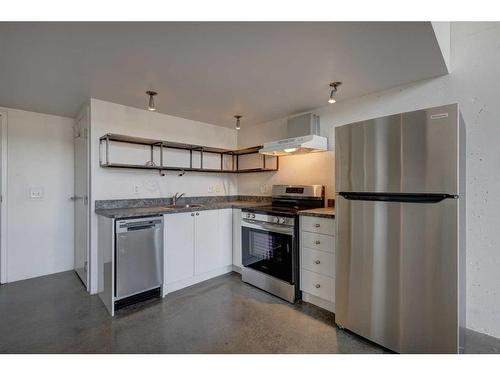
[251,213,256,219]
[279,217,286,224]
[273,217,280,223]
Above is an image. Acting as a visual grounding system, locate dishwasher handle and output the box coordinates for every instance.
[126,224,157,232]
[116,217,163,233]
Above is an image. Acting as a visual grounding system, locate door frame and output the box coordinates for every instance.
[74,105,91,291]
[0,109,7,284]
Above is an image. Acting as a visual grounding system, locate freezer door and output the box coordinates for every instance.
[335,195,460,353]
[335,104,459,194]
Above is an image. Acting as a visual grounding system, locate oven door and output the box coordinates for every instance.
[241,219,295,284]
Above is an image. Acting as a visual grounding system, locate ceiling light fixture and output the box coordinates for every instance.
[328,82,342,104]
[146,90,157,111]
[234,115,242,130]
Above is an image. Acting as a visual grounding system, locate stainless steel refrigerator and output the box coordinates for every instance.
[335,104,466,354]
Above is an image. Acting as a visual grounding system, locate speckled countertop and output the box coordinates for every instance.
[299,207,335,218]
[95,196,271,219]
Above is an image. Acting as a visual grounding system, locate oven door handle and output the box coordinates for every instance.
[242,220,294,236]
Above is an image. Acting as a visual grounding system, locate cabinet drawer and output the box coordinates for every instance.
[300,231,334,253]
[301,216,335,236]
[301,247,335,277]
[301,269,334,302]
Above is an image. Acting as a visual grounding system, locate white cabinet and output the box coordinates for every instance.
[164,212,194,284]
[164,208,233,295]
[194,210,221,275]
[300,215,336,312]
[301,216,335,236]
[232,208,242,270]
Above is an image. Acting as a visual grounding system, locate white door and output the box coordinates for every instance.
[218,208,233,268]
[194,210,220,275]
[73,107,90,289]
[165,212,195,284]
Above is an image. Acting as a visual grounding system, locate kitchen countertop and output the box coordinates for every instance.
[95,200,270,219]
[298,207,335,218]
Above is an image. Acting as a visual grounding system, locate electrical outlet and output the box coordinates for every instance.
[29,187,44,200]
[133,184,140,194]
[208,185,214,193]
[215,184,221,193]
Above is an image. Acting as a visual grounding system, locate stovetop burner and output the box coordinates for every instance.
[242,185,326,217]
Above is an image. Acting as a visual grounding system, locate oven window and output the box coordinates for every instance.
[241,226,293,283]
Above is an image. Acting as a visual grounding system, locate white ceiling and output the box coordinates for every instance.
[0,22,447,127]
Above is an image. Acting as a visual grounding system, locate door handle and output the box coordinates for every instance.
[315,224,321,228]
[315,284,321,288]
[71,195,88,205]
[315,260,321,264]
[315,240,321,245]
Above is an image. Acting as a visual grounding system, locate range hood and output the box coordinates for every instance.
[259,113,328,156]
[259,135,327,156]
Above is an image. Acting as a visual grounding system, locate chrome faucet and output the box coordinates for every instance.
[172,192,185,205]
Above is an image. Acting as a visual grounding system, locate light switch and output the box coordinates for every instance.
[29,187,44,200]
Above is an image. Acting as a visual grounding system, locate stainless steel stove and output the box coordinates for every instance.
[241,185,324,302]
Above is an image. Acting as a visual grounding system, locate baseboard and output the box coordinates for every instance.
[302,291,335,313]
[163,265,233,296]
[231,264,242,274]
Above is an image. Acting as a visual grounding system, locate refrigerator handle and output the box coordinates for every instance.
[338,192,457,203]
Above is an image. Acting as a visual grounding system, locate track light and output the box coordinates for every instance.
[328,82,342,104]
[146,90,157,111]
[234,115,242,130]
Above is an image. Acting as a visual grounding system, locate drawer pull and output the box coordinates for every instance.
[315,224,321,228]
[314,260,321,264]
[315,240,321,245]
[191,213,194,216]
[315,284,321,288]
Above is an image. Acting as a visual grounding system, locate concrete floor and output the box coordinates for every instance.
[0,271,498,354]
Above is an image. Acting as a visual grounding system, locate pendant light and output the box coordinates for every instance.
[146,90,157,111]
[234,115,242,130]
[328,82,342,104]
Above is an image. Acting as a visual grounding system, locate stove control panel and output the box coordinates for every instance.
[244,212,256,219]
[242,212,295,226]
[272,217,287,224]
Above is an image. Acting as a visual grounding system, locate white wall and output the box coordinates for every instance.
[0,107,74,282]
[89,98,239,293]
[237,22,500,339]
[237,117,335,199]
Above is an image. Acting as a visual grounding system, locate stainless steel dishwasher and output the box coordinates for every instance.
[115,216,163,308]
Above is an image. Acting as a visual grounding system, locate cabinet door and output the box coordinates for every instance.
[218,209,233,268]
[164,213,194,284]
[194,210,220,275]
[232,208,242,268]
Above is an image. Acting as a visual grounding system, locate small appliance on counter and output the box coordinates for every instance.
[241,185,325,302]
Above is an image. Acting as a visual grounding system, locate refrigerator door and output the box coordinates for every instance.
[335,195,460,353]
[335,104,459,195]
